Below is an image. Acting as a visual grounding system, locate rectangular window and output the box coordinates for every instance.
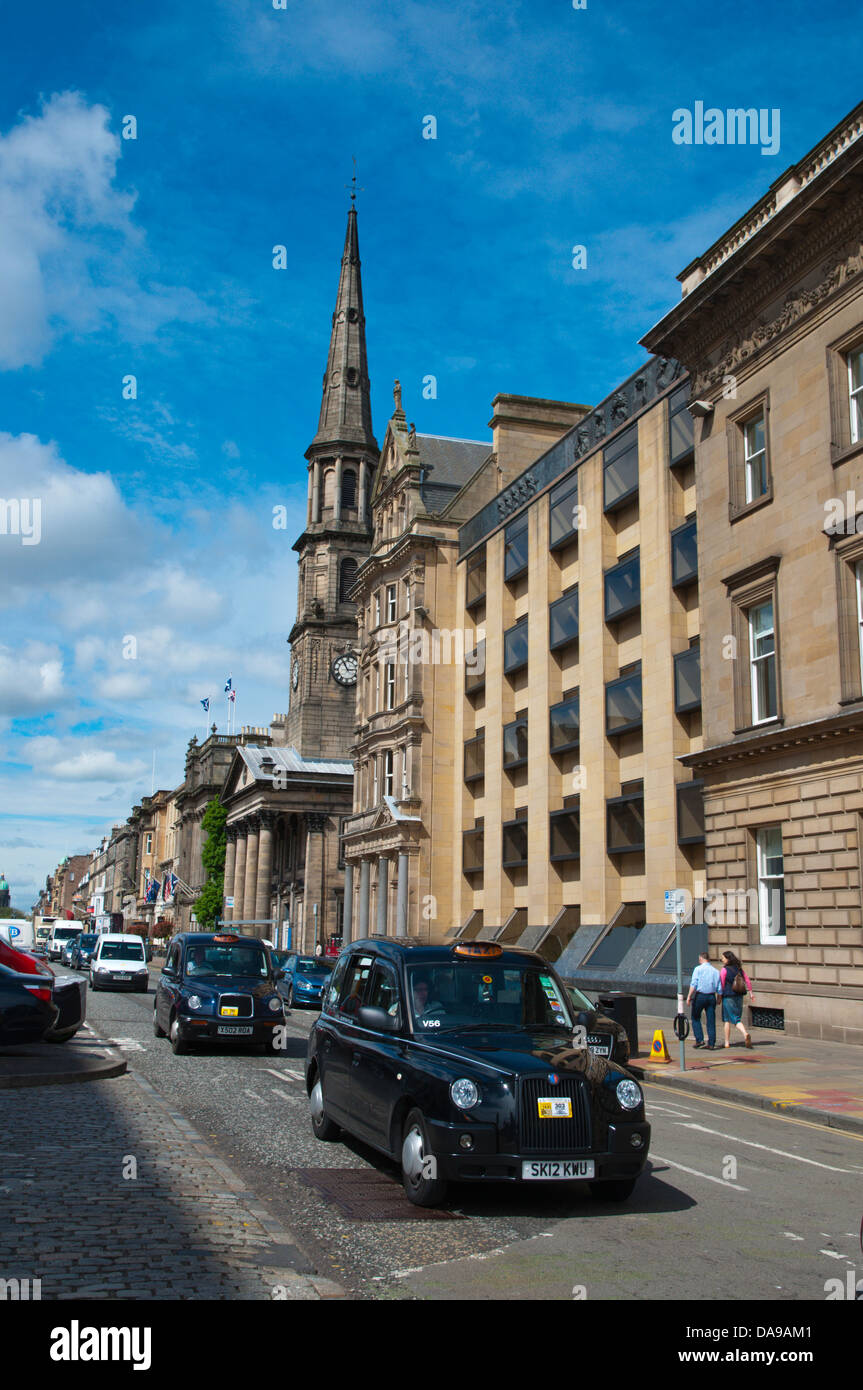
[404,579,411,614]
[756,825,786,943]
[374,592,381,626]
[673,644,701,713]
[502,813,528,868]
[743,412,768,503]
[849,347,863,444]
[549,588,579,650]
[466,549,486,609]
[668,381,694,465]
[463,824,484,874]
[748,600,777,723]
[384,749,394,797]
[676,780,705,844]
[504,618,529,675]
[372,756,379,802]
[550,808,580,861]
[386,584,397,623]
[604,551,640,622]
[385,662,396,710]
[145,833,153,856]
[671,518,698,588]
[549,693,579,753]
[607,786,645,854]
[549,471,580,549]
[401,747,410,798]
[464,731,485,783]
[502,717,528,770]
[605,666,643,735]
[504,517,529,582]
[856,560,863,687]
[466,639,486,695]
[603,423,638,511]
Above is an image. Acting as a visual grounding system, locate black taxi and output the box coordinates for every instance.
[154,931,286,1054]
[306,938,650,1207]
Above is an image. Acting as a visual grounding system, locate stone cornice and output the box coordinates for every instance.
[680,707,863,771]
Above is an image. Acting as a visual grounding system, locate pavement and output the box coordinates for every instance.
[0,1025,127,1088]
[629,1011,863,1135]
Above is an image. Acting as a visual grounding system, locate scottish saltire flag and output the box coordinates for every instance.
[201,697,209,712]
[224,676,232,693]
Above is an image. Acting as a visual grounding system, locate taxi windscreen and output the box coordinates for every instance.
[407,963,574,1032]
[183,943,271,979]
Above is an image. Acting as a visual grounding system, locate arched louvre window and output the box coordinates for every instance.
[341,469,357,509]
[339,557,358,603]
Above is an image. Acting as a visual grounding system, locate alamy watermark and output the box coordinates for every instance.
[672,103,780,157]
[0,497,41,545]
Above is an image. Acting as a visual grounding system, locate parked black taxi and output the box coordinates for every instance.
[306,938,650,1207]
[154,931,286,1054]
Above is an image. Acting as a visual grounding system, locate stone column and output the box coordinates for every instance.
[334,456,343,522]
[359,460,368,522]
[343,862,353,944]
[376,856,388,936]
[232,829,247,925]
[396,853,409,937]
[307,465,314,525]
[359,859,370,937]
[312,459,322,523]
[243,817,260,925]
[255,811,275,925]
[223,829,237,923]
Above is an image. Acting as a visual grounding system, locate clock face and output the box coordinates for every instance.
[291,660,299,690]
[331,653,358,687]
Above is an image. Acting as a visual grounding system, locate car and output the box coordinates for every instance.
[69,933,100,971]
[153,931,286,1055]
[277,954,333,1008]
[89,934,149,992]
[0,937,86,1044]
[306,938,650,1208]
[47,924,85,962]
[0,961,58,1045]
[563,982,631,1066]
[60,933,83,968]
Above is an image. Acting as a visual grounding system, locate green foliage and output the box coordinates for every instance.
[0,905,26,919]
[195,798,228,930]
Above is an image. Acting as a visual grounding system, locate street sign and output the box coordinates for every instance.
[225,897,235,908]
[664,889,687,916]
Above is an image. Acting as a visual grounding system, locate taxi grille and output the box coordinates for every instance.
[217,993,253,1018]
[518,1076,592,1152]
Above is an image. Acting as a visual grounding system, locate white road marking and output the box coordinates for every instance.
[651,1152,749,1191]
[105,1037,145,1052]
[243,1089,266,1103]
[262,1067,304,1084]
[782,1232,804,1241]
[819,1249,854,1262]
[676,1122,862,1173]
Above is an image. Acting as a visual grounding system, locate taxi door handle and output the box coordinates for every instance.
[351,1053,361,1067]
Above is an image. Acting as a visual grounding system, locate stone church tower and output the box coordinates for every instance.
[285,197,379,758]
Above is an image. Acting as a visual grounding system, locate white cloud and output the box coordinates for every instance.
[0,643,65,715]
[27,737,147,784]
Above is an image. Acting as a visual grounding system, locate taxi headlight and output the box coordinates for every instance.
[616,1079,642,1111]
[268,996,282,1012]
[187,995,202,1010]
[450,1078,479,1110]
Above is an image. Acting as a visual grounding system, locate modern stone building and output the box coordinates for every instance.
[643,100,863,1043]
[342,387,590,940]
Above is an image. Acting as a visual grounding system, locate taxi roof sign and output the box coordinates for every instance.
[212,932,240,943]
[453,942,503,958]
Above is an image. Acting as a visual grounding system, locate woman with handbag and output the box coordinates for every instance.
[720,950,754,1049]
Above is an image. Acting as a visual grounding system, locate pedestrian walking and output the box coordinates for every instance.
[686,950,721,1049]
[719,950,754,1048]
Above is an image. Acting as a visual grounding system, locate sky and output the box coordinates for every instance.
[0,0,859,908]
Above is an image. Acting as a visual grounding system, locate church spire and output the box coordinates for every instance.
[308,202,377,456]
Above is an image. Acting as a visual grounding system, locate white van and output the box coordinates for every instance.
[48,923,83,962]
[89,934,149,992]
[0,918,35,952]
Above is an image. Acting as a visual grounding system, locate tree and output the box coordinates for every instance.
[194,798,228,930]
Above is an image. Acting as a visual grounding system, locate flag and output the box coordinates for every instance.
[201,697,209,712]
[224,676,232,693]
[229,690,236,703]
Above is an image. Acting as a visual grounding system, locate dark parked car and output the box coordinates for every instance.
[563,983,631,1065]
[0,961,58,1045]
[154,931,286,1055]
[276,954,333,1009]
[60,933,83,968]
[69,933,100,971]
[307,938,650,1207]
[0,938,85,1044]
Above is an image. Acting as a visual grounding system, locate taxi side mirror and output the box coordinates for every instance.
[357,1005,400,1033]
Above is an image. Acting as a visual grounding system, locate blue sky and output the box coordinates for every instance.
[0,0,858,906]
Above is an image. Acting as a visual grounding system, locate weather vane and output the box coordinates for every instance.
[346,155,364,206]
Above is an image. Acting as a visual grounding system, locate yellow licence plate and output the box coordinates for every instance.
[537,1097,572,1119]
[220,1006,239,1017]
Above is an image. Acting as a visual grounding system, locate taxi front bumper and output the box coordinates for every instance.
[177,1015,284,1043]
[423,1116,650,1183]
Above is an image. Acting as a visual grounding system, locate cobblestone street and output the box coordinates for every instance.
[0,1066,341,1300]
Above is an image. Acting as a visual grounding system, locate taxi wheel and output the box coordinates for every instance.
[310,1075,340,1141]
[153,1006,166,1039]
[169,1017,190,1055]
[401,1109,448,1208]
[589,1178,636,1203]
